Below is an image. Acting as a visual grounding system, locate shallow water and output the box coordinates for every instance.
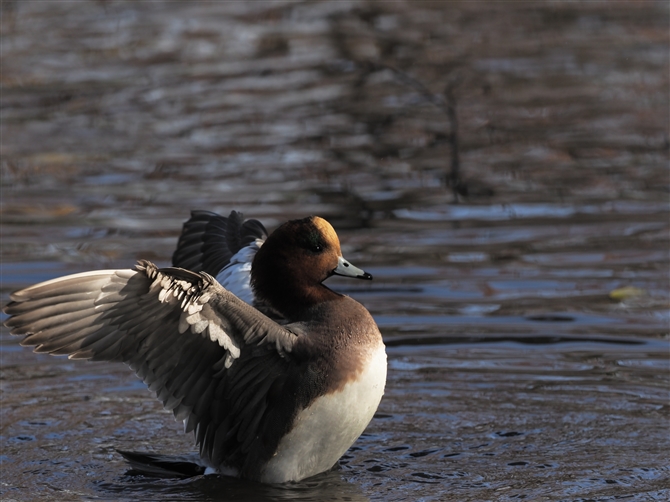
[2,334,668,501]
[1,1,669,501]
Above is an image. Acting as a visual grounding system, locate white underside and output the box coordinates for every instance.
[260,344,387,484]
[215,240,262,305]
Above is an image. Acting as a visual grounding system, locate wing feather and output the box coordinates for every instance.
[3,259,301,477]
[172,210,267,277]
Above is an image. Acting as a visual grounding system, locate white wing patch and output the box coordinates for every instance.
[145,264,242,369]
[215,239,263,305]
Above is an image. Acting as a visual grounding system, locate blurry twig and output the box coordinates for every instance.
[444,78,462,202]
[360,62,463,202]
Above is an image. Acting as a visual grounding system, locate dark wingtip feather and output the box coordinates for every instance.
[171,210,267,276]
[117,450,206,478]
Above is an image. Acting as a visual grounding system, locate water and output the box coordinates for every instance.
[1,1,668,501]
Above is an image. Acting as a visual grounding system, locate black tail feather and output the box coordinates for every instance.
[117,450,207,478]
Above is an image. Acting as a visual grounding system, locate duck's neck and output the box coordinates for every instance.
[251,268,341,320]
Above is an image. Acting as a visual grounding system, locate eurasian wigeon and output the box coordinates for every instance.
[3,211,386,483]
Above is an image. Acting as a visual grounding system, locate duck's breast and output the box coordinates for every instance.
[260,342,387,483]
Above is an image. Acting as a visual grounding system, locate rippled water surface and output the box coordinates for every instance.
[1,1,668,501]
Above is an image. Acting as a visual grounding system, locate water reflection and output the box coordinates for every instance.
[2,0,668,501]
[97,470,369,502]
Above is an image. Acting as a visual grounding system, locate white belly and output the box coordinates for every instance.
[260,344,387,483]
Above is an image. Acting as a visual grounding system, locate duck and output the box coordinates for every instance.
[3,210,386,484]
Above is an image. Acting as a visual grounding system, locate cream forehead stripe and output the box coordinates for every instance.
[311,217,340,247]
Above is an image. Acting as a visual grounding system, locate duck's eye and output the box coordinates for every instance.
[302,231,324,253]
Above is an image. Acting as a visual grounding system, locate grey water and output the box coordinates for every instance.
[1,1,668,501]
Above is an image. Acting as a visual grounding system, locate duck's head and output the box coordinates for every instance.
[251,216,371,318]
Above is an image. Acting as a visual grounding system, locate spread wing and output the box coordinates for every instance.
[171,209,280,317]
[171,210,267,277]
[3,260,300,476]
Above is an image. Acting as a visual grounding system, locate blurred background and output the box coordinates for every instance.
[1,1,668,501]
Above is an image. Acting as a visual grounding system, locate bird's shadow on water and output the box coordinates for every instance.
[95,468,369,502]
